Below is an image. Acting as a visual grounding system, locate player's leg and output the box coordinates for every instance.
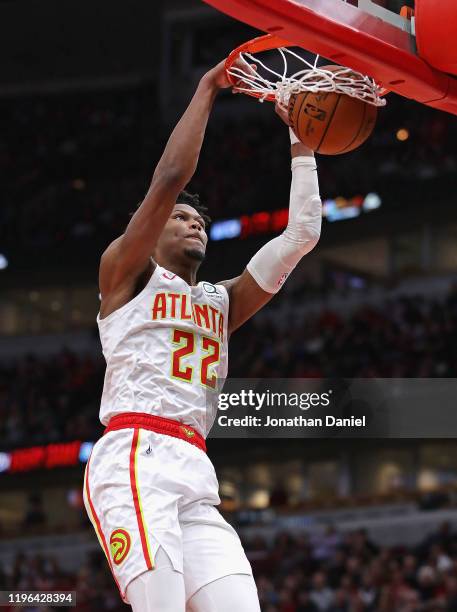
[181,502,260,611]
[186,573,260,612]
[127,547,186,612]
[83,430,185,606]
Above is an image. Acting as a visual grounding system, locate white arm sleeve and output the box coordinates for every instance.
[246,155,322,293]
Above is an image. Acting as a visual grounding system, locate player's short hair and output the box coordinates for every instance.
[130,190,211,228]
[176,190,211,228]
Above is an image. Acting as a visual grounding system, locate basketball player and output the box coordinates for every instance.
[83,56,322,611]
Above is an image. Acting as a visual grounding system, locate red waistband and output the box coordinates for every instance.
[103,412,206,453]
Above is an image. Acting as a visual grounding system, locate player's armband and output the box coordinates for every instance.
[246,155,322,293]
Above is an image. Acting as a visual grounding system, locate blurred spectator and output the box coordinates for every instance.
[297,590,319,612]
[310,572,334,611]
[22,493,47,529]
[416,565,438,601]
[311,526,342,562]
[328,588,349,612]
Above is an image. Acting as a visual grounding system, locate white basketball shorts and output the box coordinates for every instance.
[82,416,253,604]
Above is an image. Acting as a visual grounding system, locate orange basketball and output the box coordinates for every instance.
[288,80,378,155]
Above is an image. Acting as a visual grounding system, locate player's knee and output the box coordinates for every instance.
[187,573,260,612]
[127,548,185,612]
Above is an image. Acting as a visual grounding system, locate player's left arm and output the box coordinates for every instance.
[219,115,322,335]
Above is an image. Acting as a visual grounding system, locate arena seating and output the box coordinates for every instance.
[2,286,457,449]
[2,521,457,611]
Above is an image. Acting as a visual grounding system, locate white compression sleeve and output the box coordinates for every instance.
[246,155,322,293]
[126,548,185,611]
[187,574,261,612]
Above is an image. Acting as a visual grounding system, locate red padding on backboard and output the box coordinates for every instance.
[203,0,457,115]
[415,0,457,77]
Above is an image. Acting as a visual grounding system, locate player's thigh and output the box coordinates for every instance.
[84,429,184,601]
[127,547,186,612]
[181,502,254,602]
[186,574,260,612]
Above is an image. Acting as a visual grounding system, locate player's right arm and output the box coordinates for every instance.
[219,110,321,334]
[99,60,233,313]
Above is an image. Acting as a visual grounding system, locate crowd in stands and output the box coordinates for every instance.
[0,349,104,449]
[247,522,457,611]
[2,285,457,448]
[230,284,457,378]
[0,549,123,612]
[1,84,456,266]
[1,523,457,611]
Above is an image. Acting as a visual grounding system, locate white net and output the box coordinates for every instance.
[227,46,386,107]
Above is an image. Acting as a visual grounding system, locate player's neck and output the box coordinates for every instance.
[160,260,199,287]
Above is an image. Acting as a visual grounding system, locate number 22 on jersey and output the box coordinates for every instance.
[171,329,220,389]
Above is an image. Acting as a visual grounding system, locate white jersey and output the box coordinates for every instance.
[97,264,229,437]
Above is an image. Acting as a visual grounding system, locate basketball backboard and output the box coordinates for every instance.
[202,0,457,115]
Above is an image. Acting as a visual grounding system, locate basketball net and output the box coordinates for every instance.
[227,40,387,108]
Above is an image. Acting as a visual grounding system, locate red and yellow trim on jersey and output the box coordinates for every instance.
[129,428,154,570]
[84,455,123,596]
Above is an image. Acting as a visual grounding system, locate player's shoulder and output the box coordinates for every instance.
[198,280,228,301]
[99,236,124,297]
[99,235,157,301]
[100,235,123,263]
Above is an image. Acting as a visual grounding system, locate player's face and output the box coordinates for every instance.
[159,204,208,262]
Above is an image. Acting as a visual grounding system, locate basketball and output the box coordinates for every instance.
[288,80,378,155]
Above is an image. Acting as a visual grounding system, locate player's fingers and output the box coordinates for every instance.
[274,101,285,116]
[232,59,257,77]
[231,62,257,94]
[275,102,290,125]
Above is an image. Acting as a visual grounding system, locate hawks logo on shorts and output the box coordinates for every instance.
[110,528,131,565]
[180,425,195,439]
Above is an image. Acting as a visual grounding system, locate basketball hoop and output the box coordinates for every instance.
[225,34,387,108]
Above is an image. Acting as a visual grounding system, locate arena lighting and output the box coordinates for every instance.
[0,452,11,473]
[209,218,241,241]
[363,192,382,211]
[209,193,382,240]
[324,200,360,222]
[396,128,410,141]
[79,441,94,462]
[0,440,95,474]
[0,253,8,270]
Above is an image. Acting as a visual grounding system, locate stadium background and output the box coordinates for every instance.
[1,0,457,610]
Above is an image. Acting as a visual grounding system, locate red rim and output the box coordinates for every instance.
[225,33,292,102]
[225,33,389,102]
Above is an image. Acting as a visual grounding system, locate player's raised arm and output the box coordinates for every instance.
[99,59,233,302]
[220,106,322,334]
